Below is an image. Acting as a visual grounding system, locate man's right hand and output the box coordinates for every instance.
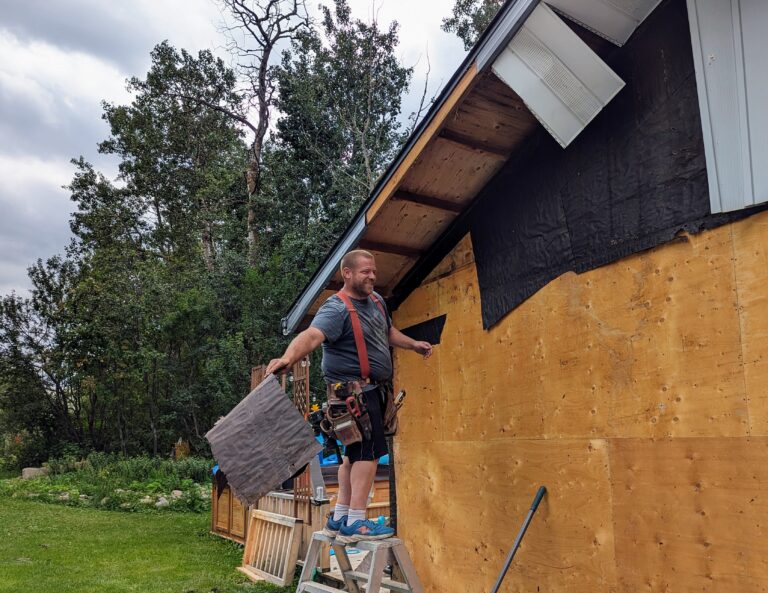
[265,357,290,376]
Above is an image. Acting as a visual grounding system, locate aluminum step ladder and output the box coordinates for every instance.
[296,532,424,593]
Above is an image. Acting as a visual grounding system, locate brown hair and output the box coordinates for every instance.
[340,249,374,272]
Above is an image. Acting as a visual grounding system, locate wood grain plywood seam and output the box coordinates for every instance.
[606,438,622,593]
[730,223,752,436]
[419,261,476,287]
[365,63,480,225]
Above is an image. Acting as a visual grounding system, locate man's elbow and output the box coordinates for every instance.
[302,326,326,350]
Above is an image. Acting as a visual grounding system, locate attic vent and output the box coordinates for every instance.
[492,3,625,148]
[545,0,663,46]
[511,28,603,124]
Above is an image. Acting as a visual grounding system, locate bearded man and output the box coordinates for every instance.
[265,249,432,542]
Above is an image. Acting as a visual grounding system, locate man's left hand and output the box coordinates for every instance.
[412,341,433,359]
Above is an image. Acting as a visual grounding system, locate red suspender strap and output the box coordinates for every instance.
[369,293,387,320]
[336,291,388,380]
[336,291,371,380]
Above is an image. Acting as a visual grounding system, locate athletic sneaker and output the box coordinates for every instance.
[337,519,394,544]
[322,514,347,537]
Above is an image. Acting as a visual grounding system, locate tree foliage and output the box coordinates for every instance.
[441,0,503,50]
[0,1,415,467]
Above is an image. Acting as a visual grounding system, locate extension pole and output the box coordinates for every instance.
[490,486,547,593]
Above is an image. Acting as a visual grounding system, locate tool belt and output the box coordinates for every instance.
[334,290,402,437]
[324,381,372,446]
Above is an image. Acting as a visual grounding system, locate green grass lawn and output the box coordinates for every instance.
[0,498,295,593]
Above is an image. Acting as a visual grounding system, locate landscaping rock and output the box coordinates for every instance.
[21,467,49,480]
[58,493,70,501]
[171,490,183,499]
[26,493,40,498]
[140,496,153,504]
[155,496,169,508]
[119,502,132,509]
[100,497,110,506]
[79,494,89,500]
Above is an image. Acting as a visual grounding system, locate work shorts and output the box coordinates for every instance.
[344,386,388,464]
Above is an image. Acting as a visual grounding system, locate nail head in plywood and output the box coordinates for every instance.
[492,3,625,147]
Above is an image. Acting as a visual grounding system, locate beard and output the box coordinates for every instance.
[351,277,374,295]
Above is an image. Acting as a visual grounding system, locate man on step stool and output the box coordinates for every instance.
[265,249,432,543]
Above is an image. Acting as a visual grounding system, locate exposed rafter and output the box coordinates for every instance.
[438,129,510,158]
[358,239,423,258]
[391,190,464,213]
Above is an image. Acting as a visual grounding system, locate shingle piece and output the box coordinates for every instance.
[206,375,321,505]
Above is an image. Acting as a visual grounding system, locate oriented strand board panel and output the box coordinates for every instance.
[611,437,768,593]
[733,210,768,435]
[399,136,506,204]
[395,439,616,593]
[398,224,748,442]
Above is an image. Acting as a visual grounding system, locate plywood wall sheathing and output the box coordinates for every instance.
[422,234,475,285]
[611,437,768,592]
[396,439,617,593]
[732,212,768,435]
[391,211,768,593]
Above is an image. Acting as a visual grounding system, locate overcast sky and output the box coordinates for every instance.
[0,0,465,296]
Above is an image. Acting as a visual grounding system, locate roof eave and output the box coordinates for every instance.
[281,0,540,335]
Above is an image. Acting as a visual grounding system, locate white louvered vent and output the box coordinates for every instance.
[545,0,663,46]
[492,3,625,148]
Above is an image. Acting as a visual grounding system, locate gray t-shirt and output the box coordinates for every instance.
[310,292,392,386]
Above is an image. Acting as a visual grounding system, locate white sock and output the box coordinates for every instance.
[347,509,366,525]
[333,504,349,521]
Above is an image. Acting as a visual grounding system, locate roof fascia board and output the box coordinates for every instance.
[477,0,541,70]
[282,215,366,335]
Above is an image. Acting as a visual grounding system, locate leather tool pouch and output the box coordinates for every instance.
[326,382,371,445]
[381,380,399,437]
[327,402,362,446]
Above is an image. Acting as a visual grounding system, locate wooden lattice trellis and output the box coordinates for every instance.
[291,357,312,521]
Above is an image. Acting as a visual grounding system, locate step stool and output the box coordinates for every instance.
[296,532,424,593]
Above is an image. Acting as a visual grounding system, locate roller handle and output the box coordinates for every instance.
[530,486,547,512]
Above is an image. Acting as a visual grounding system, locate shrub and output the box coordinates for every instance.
[0,454,214,514]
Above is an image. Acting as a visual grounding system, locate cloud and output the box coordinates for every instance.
[0,32,131,159]
[0,155,77,294]
[0,0,226,74]
[0,0,464,296]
